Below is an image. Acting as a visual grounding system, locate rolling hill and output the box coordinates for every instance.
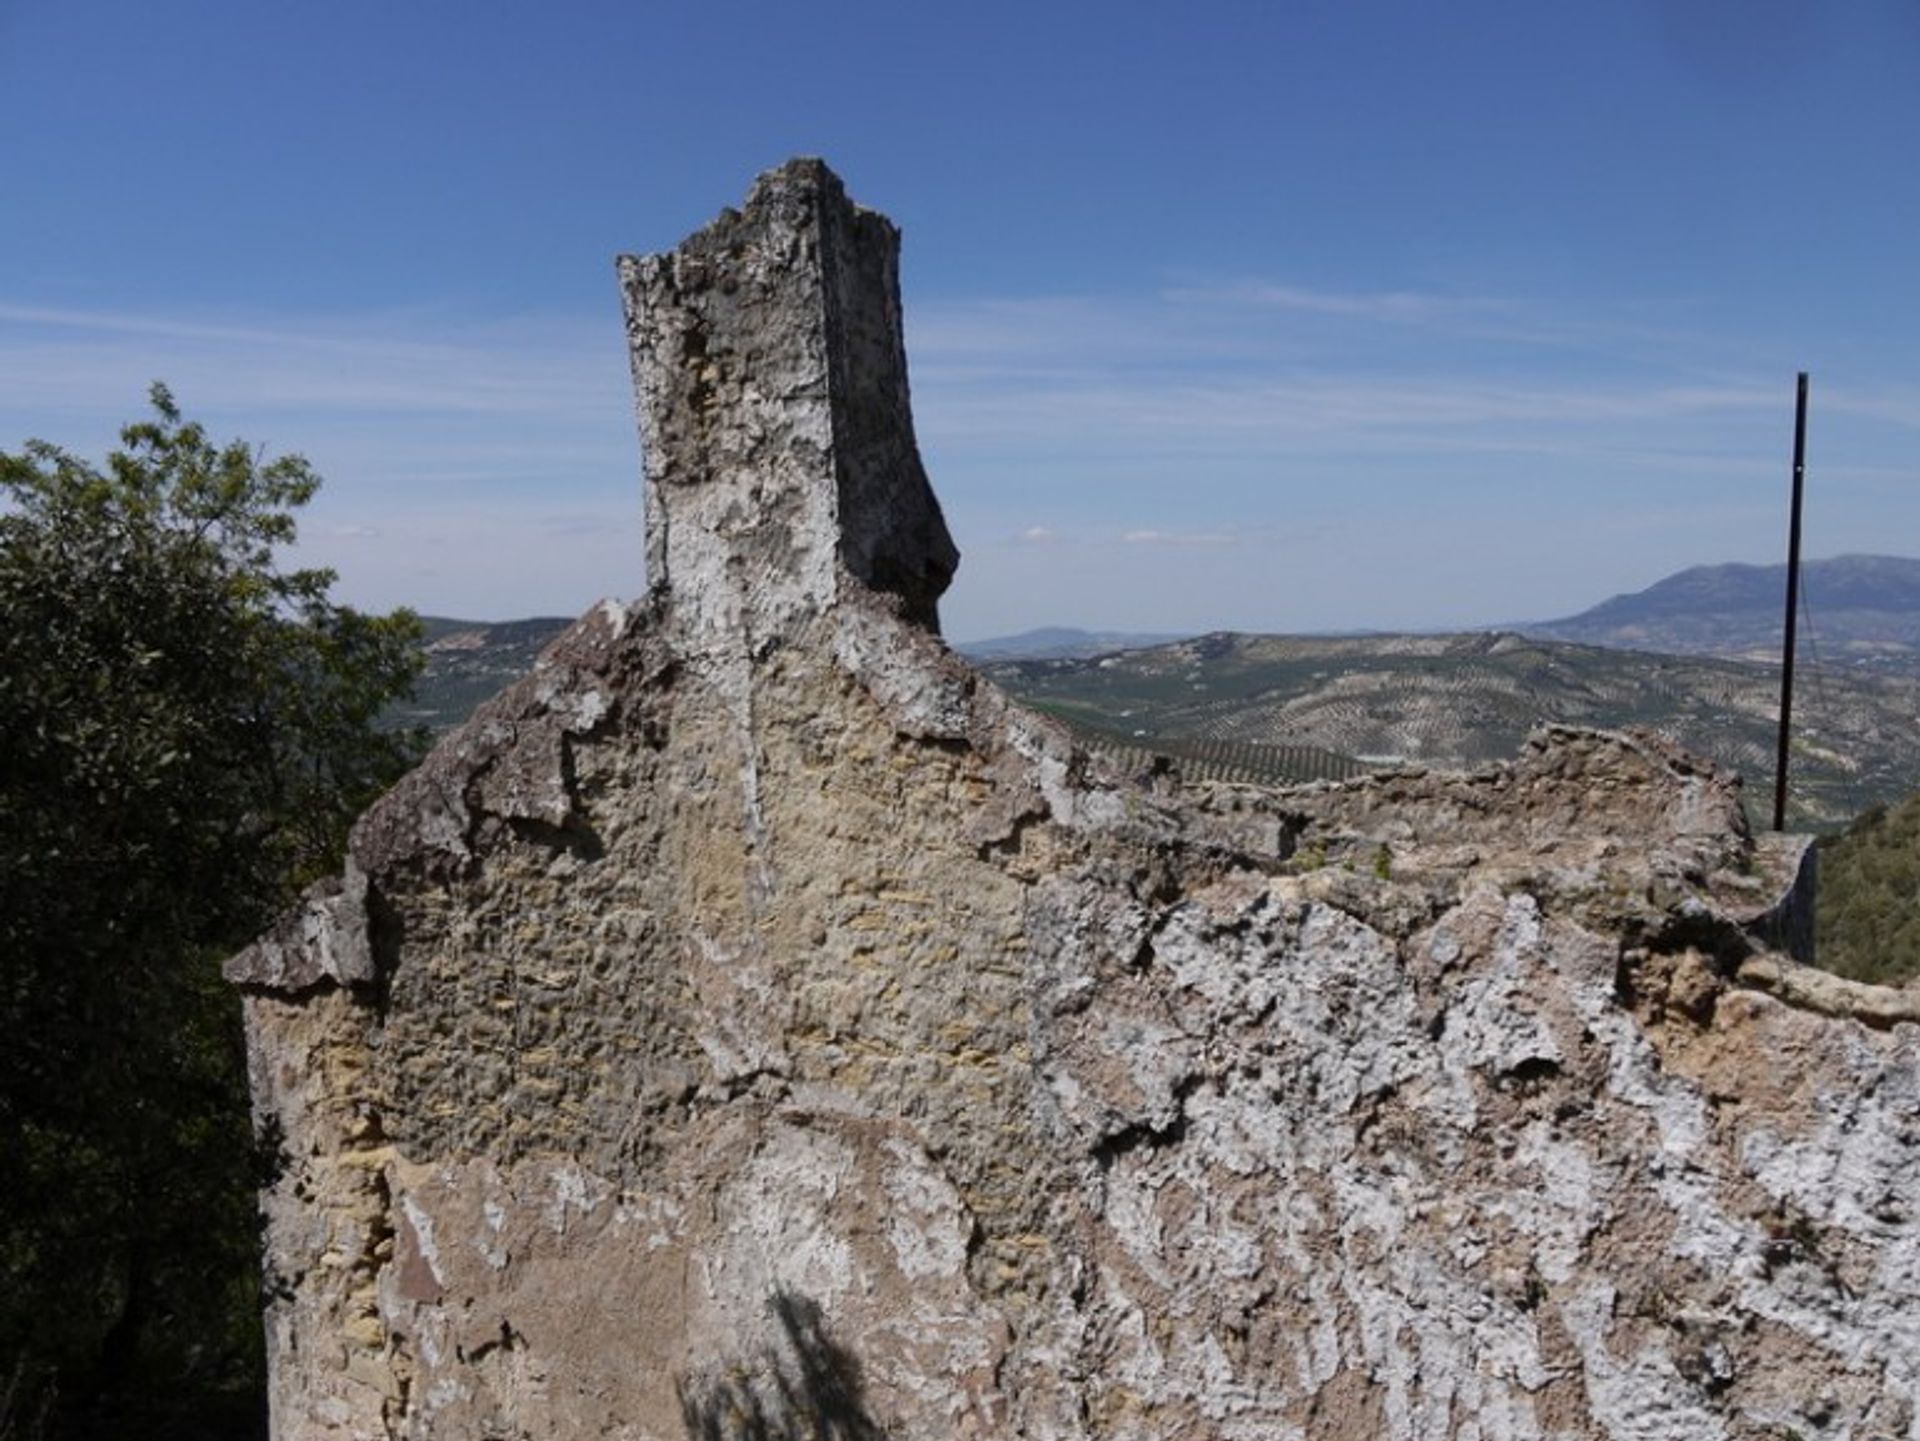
[390,615,576,732]
[983,629,1920,830]
[398,592,1920,831]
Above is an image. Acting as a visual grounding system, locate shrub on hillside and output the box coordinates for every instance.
[1817,795,1920,985]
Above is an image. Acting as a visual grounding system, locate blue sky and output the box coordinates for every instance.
[2,0,1916,640]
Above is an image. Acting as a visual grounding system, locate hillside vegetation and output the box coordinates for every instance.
[1818,796,1920,984]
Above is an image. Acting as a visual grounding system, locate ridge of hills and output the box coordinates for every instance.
[400,613,1920,832]
[390,615,578,731]
[1522,553,1920,667]
[953,625,1191,660]
[980,628,1920,830]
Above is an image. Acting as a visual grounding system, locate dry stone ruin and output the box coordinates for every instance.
[231,159,1920,1440]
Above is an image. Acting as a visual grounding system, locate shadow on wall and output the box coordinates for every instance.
[677,1292,887,1441]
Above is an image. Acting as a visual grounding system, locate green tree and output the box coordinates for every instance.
[1817,794,1920,986]
[0,387,425,1437]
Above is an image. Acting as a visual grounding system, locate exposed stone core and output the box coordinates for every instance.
[231,161,1920,1441]
[617,157,957,639]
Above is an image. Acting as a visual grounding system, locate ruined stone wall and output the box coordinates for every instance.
[232,160,1920,1441]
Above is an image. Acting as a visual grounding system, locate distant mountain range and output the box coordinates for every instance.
[954,626,1189,660]
[960,556,1920,670]
[1522,554,1920,669]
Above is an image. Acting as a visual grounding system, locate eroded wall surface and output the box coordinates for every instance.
[231,159,1920,1441]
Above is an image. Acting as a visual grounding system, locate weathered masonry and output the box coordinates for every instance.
[232,159,1920,1441]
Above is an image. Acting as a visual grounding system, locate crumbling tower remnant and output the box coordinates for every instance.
[618,157,957,641]
[231,161,1920,1441]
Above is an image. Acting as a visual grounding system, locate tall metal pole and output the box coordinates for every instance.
[1773,371,1809,832]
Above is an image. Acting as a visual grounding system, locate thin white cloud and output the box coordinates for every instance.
[0,299,645,618]
[0,301,627,419]
[1820,385,1920,430]
[904,281,1797,477]
[0,303,303,345]
[8,288,1912,641]
[1120,528,1239,546]
[918,373,1784,459]
[294,501,641,619]
[1160,282,1505,325]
